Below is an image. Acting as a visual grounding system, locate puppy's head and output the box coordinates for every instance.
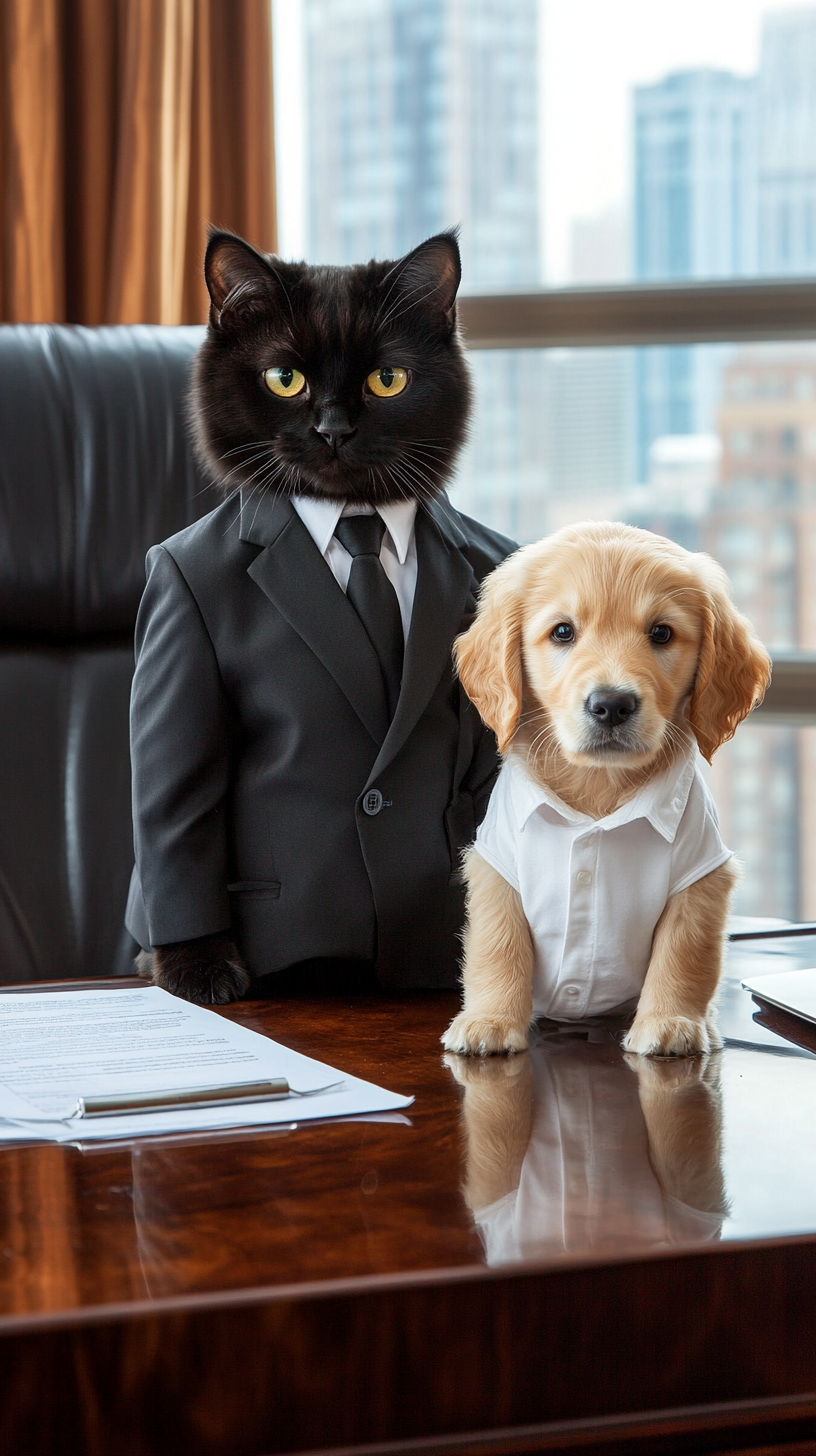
[456,521,771,768]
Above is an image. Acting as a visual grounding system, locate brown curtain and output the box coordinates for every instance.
[0,0,276,325]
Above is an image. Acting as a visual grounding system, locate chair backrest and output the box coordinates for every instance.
[0,324,213,982]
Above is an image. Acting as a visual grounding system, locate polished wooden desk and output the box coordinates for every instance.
[2,940,816,1456]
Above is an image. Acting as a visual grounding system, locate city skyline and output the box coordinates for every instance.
[271,0,816,920]
[274,0,811,283]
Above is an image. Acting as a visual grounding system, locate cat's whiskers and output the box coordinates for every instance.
[219,439,279,460]
[221,453,297,536]
[390,457,463,528]
[400,447,446,482]
[217,449,277,489]
[392,447,441,484]
[219,451,281,498]
[389,459,430,501]
[243,458,298,538]
[389,463,463,532]
[398,439,450,456]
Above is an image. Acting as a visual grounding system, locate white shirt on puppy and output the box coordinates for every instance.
[473,741,732,1021]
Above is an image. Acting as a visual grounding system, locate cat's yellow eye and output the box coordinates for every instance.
[264,366,307,398]
[366,366,408,398]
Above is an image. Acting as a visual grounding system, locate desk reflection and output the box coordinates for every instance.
[447,1030,726,1265]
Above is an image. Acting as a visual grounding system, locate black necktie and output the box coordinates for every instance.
[334,513,404,721]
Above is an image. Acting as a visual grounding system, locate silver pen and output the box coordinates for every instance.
[72,1077,344,1118]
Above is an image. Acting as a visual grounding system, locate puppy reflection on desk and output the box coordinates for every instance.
[446,1028,728,1265]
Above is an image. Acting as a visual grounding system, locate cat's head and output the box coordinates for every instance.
[192,229,472,506]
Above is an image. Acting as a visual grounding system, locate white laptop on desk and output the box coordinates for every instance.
[741,968,816,1025]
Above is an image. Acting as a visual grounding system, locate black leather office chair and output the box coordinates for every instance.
[0,324,212,983]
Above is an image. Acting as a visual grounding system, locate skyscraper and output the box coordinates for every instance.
[706,344,816,919]
[758,8,816,274]
[302,0,544,537]
[304,0,540,287]
[632,69,757,480]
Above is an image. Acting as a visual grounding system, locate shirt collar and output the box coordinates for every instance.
[291,495,417,565]
[376,499,417,564]
[505,736,700,844]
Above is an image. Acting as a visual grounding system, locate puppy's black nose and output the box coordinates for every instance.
[585,689,640,728]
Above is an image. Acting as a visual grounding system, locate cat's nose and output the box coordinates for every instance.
[316,425,358,453]
[315,407,357,454]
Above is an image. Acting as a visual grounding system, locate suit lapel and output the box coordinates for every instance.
[366,503,475,785]
[243,494,389,746]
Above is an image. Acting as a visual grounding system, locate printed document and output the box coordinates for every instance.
[0,986,411,1141]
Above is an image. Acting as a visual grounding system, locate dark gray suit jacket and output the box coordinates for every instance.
[126,489,514,988]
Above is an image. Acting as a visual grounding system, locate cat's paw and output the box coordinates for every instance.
[623,1014,711,1058]
[441,1012,529,1057]
[151,934,250,1006]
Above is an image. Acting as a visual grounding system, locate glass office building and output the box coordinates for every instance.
[758,8,816,274]
[289,1,816,919]
[304,0,540,286]
[633,69,757,482]
[303,0,544,539]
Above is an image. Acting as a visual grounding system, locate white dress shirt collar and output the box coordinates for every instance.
[292,495,417,564]
[504,735,700,845]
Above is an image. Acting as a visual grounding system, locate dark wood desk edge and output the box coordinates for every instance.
[292,1393,816,1456]
[1,1229,815,1339]
[3,1227,816,1452]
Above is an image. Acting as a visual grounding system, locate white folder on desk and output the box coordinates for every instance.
[0,985,413,1142]
[741,967,816,1026]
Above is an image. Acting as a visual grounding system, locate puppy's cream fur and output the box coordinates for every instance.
[442,522,771,1059]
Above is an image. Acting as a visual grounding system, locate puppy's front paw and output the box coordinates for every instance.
[623,1014,711,1058]
[151,934,250,1006]
[441,1012,529,1057]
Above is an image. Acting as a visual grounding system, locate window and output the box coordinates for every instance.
[272,0,816,919]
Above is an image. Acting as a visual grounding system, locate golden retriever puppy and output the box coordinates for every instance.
[442,521,771,1059]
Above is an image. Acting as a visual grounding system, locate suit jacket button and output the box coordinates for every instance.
[362,789,383,816]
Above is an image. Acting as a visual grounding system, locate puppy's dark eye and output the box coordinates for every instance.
[649,624,673,645]
[551,623,575,644]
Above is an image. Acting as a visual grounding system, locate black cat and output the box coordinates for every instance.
[193,228,471,507]
[130,228,513,1004]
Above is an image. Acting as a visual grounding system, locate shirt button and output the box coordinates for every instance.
[576,870,593,886]
[564,985,581,996]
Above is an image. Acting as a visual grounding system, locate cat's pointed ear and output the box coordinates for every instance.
[390,231,462,332]
[204,231,282,330]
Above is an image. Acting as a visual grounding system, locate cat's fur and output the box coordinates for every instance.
[143,229,474,1004]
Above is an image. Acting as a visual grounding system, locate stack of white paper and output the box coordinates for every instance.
[0,985,412,1143]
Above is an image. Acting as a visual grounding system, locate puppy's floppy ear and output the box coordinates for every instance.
[687,556,772,763]
[454,554,525,752]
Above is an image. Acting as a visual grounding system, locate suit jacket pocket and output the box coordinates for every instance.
[227,881,281,900]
